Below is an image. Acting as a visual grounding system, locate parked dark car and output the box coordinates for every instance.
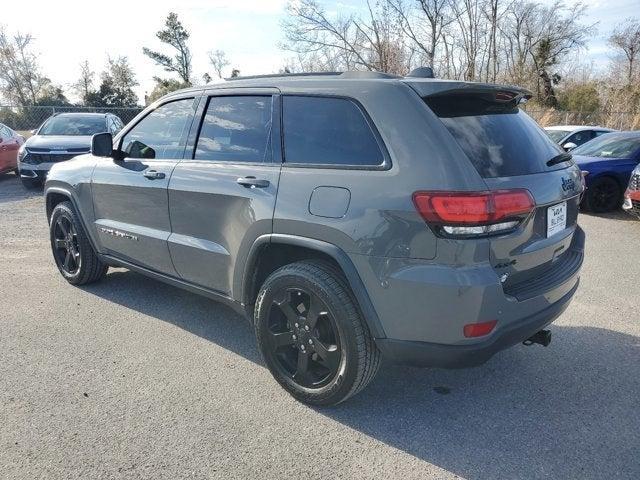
[44,71,585,405]
[18,112,125,188]
[572,131,640,212]
[0,123,25,175]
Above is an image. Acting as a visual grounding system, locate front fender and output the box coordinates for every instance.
[44,155,100,252]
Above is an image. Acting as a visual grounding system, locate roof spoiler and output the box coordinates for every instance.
[406,80,532,104]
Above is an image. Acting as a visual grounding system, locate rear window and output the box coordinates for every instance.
[545,129,571,142]
[425,95,564,178]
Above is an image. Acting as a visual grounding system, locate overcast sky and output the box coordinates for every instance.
[10,0,639,104]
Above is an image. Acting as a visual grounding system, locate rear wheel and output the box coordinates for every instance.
[585,177,621,213]
[50,201,108,285]
[254,260,380,406]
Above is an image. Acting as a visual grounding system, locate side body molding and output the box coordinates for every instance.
[239,234,387,339]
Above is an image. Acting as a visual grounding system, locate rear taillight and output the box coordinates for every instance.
[412,189,534,237]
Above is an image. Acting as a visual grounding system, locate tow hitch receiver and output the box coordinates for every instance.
[523,329,552,347]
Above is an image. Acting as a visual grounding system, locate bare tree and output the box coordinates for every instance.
[388,0,454,70]
[0,27,50,105]
[143,12,192,85]
[609,19,640,84]
[282,0,377,71]
[208,49,230,79]
[73,60,95,104]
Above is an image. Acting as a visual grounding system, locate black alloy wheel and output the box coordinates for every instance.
[52,215,81,275]
[49,201,108,285]
[264,287,342,389]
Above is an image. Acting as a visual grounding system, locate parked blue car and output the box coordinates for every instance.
[571,131,640,212]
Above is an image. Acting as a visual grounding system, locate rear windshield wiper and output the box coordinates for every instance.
[546,152,573,167]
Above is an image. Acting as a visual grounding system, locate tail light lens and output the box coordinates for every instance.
[413,189,535,237]
[463,320,498,338]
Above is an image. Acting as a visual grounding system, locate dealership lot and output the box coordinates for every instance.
[1,173,638,480]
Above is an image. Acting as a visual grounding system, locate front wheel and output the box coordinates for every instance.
[254,260,380,406]
[50,201,108,285]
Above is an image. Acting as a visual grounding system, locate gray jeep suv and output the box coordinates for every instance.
[44,71,585,405]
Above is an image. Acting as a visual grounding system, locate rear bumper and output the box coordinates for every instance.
[376,279,577,368]
[351,225,584,367]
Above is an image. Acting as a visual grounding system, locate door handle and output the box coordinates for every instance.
[143,170,165,180]
[236,176,269,188]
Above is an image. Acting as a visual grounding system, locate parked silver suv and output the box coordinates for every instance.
[44,71,585,405]
[19,112,124,188]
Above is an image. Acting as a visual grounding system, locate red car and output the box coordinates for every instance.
[0,123,25,175]
[623,163,640,218]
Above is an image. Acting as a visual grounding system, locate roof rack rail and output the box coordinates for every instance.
[225,70,402,81]
[225,72,342,81]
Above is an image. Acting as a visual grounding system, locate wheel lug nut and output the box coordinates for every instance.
[292,335,296,340]
[294,323,299,328]
[304,326,309,331]
[308,339,313,345]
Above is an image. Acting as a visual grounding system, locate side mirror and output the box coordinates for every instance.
[91,132,114,157]
[563,142,577,151]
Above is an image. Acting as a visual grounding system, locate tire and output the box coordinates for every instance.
[254,260,380,406]
[20,176,42,189]
[584,176,621,213]
[49,201,108,285]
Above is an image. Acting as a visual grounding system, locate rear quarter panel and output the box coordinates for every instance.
[273,81,488,260]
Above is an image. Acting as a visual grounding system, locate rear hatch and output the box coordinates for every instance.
[408,81,584,299]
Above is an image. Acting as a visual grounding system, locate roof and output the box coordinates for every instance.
[164,70,532,100]
[53,112,110,118]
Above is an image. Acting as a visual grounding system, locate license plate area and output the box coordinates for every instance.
[547,202,567,237]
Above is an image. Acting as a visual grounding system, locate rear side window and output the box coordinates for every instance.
[195,96,272,163]
[425,94,563,178]
[283,96,384,167]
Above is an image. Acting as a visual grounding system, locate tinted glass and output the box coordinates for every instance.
[566,130,594,146]
[571,134,640,158]
[426,95,563,178]
[283,96,384,166]
[195,96,272,162]
[40,116,107,136]
[121,98,194,160]
[545,129,571,142]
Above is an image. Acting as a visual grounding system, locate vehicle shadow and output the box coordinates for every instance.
[580,208,637,222]
[0,174,42,203]
[84,270,639,480]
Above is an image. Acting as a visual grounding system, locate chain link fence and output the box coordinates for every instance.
[523,109,640,131]
[0,105,143,136]
[1,104,638,137]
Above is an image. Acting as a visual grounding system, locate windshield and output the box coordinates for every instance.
[572,134,640,158]
[545,129,571,142]
[425,94,564,178]
[39,116,107,136]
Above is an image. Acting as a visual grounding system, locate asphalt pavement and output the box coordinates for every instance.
[1,173,638,479]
